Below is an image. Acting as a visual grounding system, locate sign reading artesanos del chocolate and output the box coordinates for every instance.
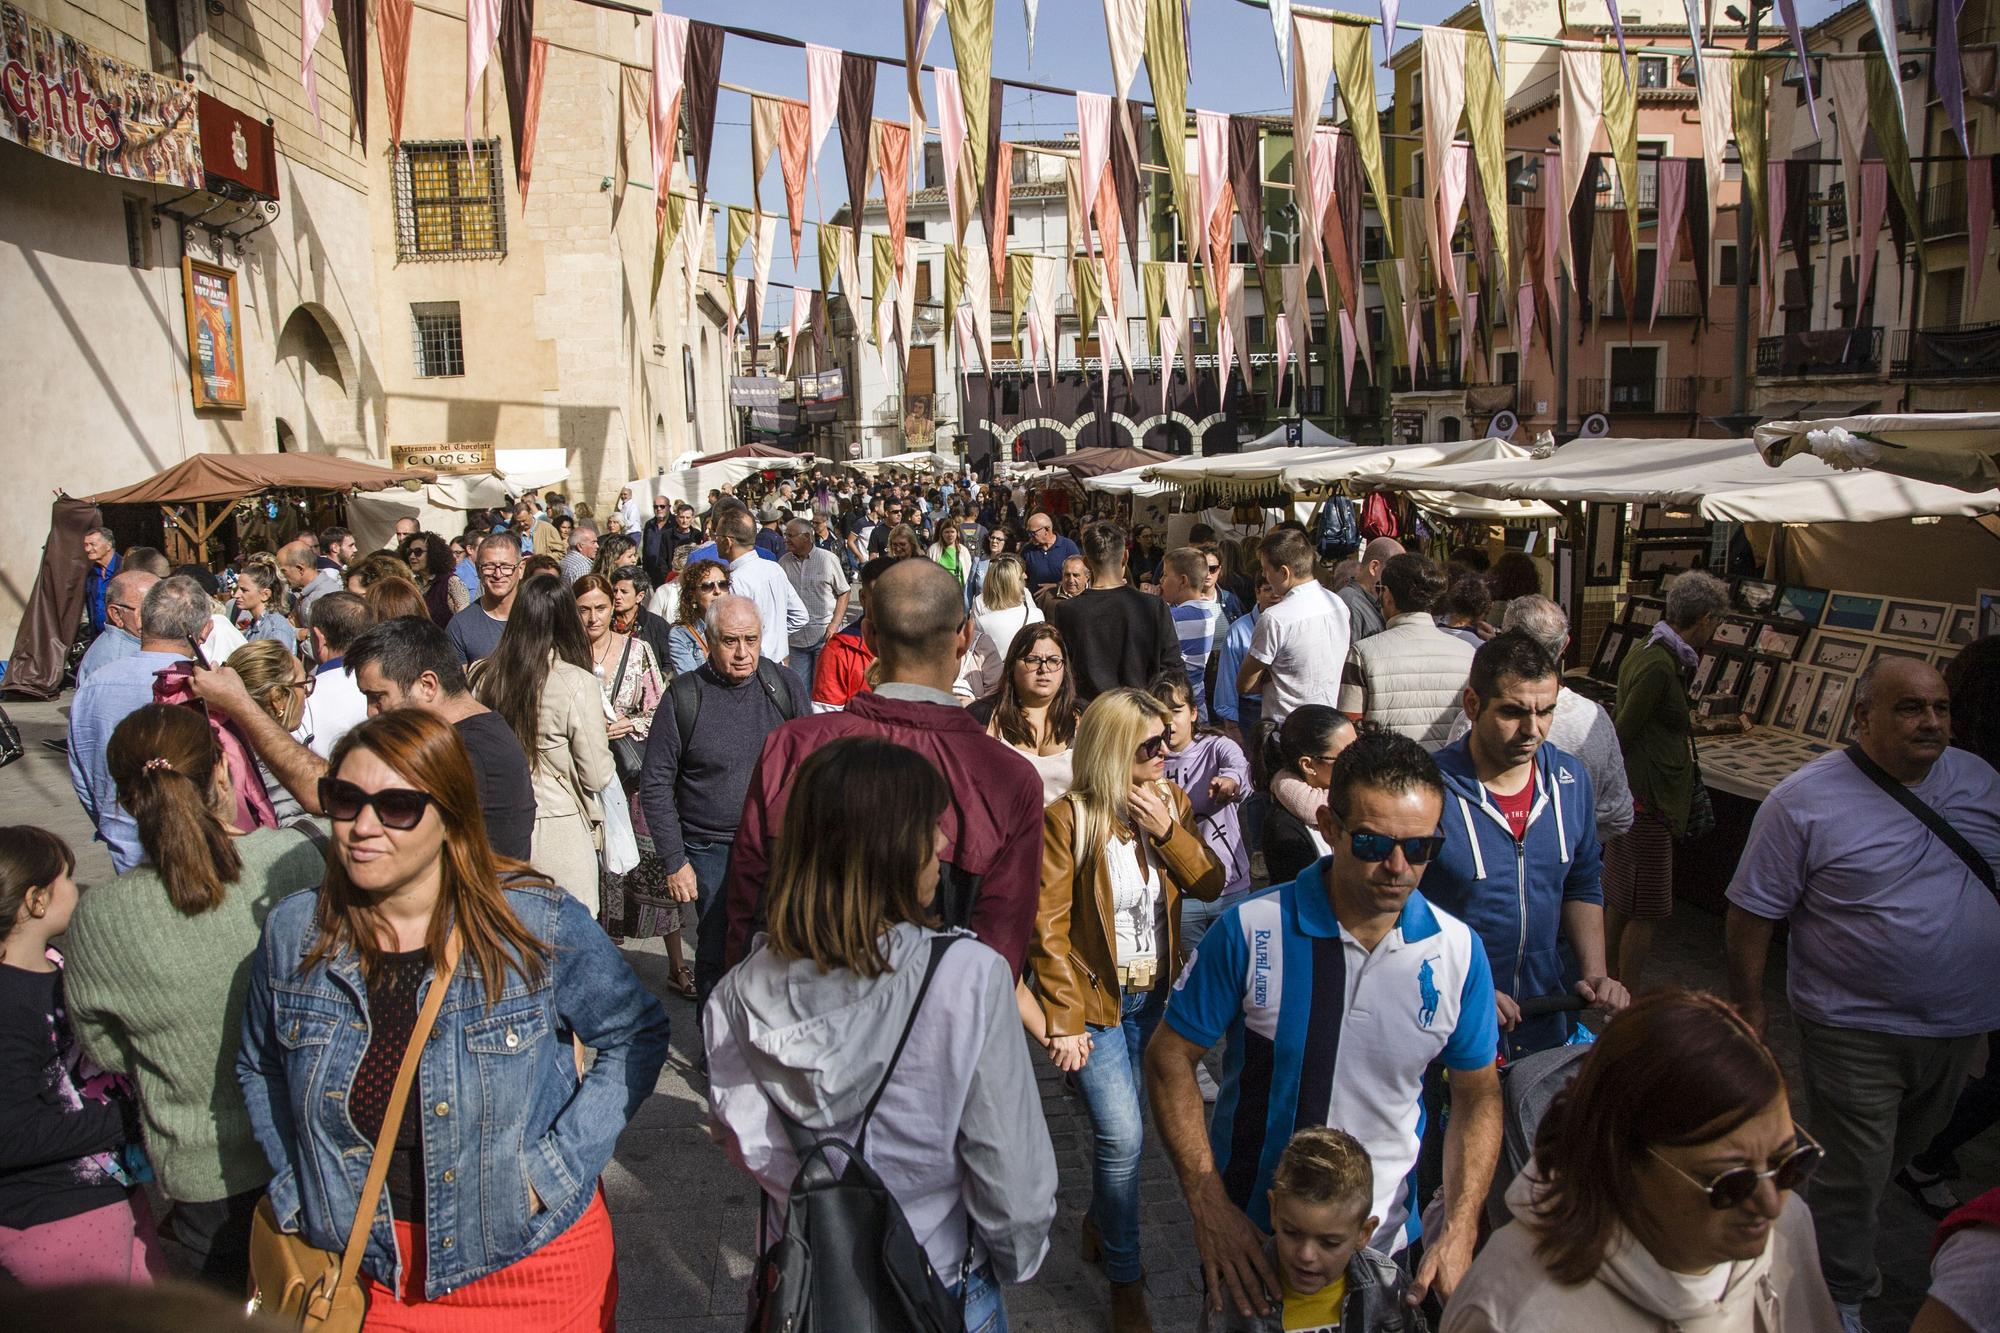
[1,1,203,187]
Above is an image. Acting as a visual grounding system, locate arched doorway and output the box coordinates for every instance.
[275,304,360,452]
[1439,416,1463,442]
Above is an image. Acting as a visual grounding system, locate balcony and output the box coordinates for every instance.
[1575,375,1703,415]
[1891,321,2000,378]
[1757,327,1884,378]
[1465,381,1527,416]
[1390,366,1466,393]
[1923,176,1969,239]
[1609,278,1703,321]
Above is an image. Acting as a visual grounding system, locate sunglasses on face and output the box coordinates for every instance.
[1649,1133,1825,1210]
[1346,830,1448,864]
[1135,732,1171,760]
[696,579,730,593]
[319,778,436,831]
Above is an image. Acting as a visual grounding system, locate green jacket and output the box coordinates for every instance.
[1613,640,1696,833]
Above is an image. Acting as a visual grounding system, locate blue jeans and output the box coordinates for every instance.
[1179,893,1238,960]
[788,639,824,696]
[1075,982,1168,1283]
[685,836,733,1011]
[953,1261,1007,1333]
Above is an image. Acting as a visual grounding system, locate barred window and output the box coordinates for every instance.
[411,303,465,377]
[395,140,506,260]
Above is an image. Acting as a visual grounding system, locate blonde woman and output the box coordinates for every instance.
[225,640,312,823]
[972,554,1044,662]
[1031,687,1223,1331]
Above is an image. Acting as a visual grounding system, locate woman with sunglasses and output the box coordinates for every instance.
[236,710,669,1327]
[1031,687,1223,1332]
[64,704,329,1290]
[1445,989,1839,1331]
[398,530,470,628]
[667,559,731,676]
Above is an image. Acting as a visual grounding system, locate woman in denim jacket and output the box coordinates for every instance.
[237,710,669,1325]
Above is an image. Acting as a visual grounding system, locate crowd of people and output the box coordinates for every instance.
[4,470,1996,1333]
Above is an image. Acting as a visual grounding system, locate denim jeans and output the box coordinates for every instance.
[1179,892,1239,960]
[789,640,824,696]
[953,1261,1007,1333]
[1075,982,1169,1283]
[685,836,734,1012]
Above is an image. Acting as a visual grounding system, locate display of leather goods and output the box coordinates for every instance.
[1711,615,1757,648]
[1772,666,1817,734]
[1773,584,1829,625]
[1823,590,1887,634]
[1865,641,1933,673]
[1803,672,1851,743]
[1739,657,1781,724]
[1878,598,1951,644]
[1945,606,1979,647]
[1731,577,1779,616]
[1809,634,1869,674]
[1752,621,1807,660]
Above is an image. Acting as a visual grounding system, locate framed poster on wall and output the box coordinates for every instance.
[1584,504,1625,586]
[182,257,245,410]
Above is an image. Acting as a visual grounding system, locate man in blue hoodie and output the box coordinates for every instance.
[1423,631,1628,1057]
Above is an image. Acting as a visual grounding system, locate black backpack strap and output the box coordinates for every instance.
[755,658,800,719]
[855,935,956,1156]
[671,672,702,756]
[1846,746,1997,896]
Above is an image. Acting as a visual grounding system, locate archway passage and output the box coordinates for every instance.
[275,304,360,452]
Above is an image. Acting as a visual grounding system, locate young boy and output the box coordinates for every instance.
[1201,1126,1422,1332]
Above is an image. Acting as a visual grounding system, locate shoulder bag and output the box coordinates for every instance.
[248,931,461,1329]
[1846,746,1997,897]
[605,636,648,792]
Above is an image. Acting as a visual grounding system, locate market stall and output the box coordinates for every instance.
[346,448,570,548]
[637,444,812,508]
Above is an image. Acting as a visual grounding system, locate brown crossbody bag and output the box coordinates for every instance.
[248,930,461,1329]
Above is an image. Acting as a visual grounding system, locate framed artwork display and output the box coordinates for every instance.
[1753,621,1808,660]
[1637,504,1709,534]
[1979,589,2000,640]
[1712,616,1758,648]
[1624,596,1665,628]
[1935,646,1959,672]
[1879,599,1951,643]
[1732,578,1780,616]
[1865,642,1932,672]
[1591,623,1636,681]
[1713,652,1748,699]
[1584,504,1626,586]
[1774,585,1830,625]
[1554,542,1576,619]
[1945,606,1978,647]
[1804,673,1851,742]
[1809,635,1870,673]
[1740,657,1781,723]
[1823,592,1887,634]
[1632,541,1710,579]
[1773,667,1818,733]
[1692,651,1723,696]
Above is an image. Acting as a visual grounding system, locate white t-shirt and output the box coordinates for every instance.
[1249,581,1352,725]
[973,597,1044,662]
[1930,1225,2000,1333]
[1106,834,1161,965]
[302,659,370,759]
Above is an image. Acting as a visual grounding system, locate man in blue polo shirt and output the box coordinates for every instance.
[1148,728,1502,1323]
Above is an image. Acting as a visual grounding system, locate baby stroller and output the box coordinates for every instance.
[1483,994,1595,1233]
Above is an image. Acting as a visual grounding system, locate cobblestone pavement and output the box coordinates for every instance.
[5,694,1989,1330]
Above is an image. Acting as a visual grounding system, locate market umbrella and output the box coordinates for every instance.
[83,451,437,505]
[683,442,810,468]
[1051,445,1175,479]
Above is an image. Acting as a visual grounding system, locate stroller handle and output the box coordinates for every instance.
[1514,993,1591,1019]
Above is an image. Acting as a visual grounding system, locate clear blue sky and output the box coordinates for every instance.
[660,0,1848,321]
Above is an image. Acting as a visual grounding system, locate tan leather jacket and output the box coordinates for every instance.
[1031,782,1224,1036]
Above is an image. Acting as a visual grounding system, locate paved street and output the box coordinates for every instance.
[6,693,1987,1330]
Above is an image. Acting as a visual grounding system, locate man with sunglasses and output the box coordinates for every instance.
[1421,631,1623,1059]
[1147,729,1501,1321]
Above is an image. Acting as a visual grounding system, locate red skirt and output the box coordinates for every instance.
[361,1189,618,1331]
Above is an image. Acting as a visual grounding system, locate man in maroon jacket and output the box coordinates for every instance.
[725,558,1045,975]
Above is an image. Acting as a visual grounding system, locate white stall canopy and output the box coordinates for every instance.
[346,449,572,549]
[1146,436,1555,516]
[1367,436,2000,524]
[1754,413,2000,494]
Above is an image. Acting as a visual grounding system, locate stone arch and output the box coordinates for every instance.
[275,303,361,452]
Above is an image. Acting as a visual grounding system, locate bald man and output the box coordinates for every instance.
[1337,536,1405,642]
[278,540,340,625]
[723,558,1044,981]
[1726,657,2000,1322]
[77,569,159,682]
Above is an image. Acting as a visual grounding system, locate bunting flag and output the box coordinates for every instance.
[838,52,876,224]
[1332,17,1395,251]
[871,231,895,351]
[682,200,710,325]
[1474,1,1500,77]
[783,291,807,375]
[1465,154,1494,290]
[1376,257,1408,368]
[496,0,534,188]
[810,288,830,364]
[379,0,413,150]
[778,99,810,262]
[805,43,841,171]
[835,223,862,314]
[1862,0,1907,142]
[1103,305,1136,383]
[651,14,688,227]
[1610,208,1635,339]
[1163,261,1191,370]
[1515,282,1535,365]
[1064,157,1087,257]
[1023,0,1040,63]
[1437,144,1471,312]
[1969,156,1992,310]
[1292,15,1335,211]
[1196,110,1230,281]
[1331,130,1365,316]
[949,0,996,210]
[895,238,919,374]
[1569,163,1598,331]
[647,181,679,309]
[1697,49,1733,239]
[968,249,996,376]
[1301,126,1338,304]
[750,95,784,214]
[1604,0,1629,85]
[1558,50,1604,264]
[303,0,335,125]
[1774,0,1820,138]
[942,242,963,359]
[1938,0,1968,154]
[1337,306,1360,390]
[1541,148,1564,342]
[1279,263,1309,407]
[464,0,500,152]
[986,140,1014,288]
[1764,161,1787,330]
[1145,0,1191,227]
[1029,255,1061,393]
[1784,157,1813,319]
[515,37,549,199]
[1143,262,1167,357]
[1732,54,1769,296]
[1866,50,1923,268]
[723,208,753,305]
[751,212,778,338]
[1104,0,1147,150]
[1825,55,1868,265]
[1854,160,1887,324]
[1110,100,1145,266]
[1265,0,1293,79]
[875,119,913,271]
[1206,182,1238,339]
[1421,27,1466,291]
[1010,252,1035,362]
[684,21,724,210]
[1602,47,1639,267]
[333,0,366,145]
[1460,288,1480,378]
[1273,292,1293,407]
[1220,263,1248,402]
[731,278,749,348]
[1077,91,1113,256]
[936,67,969,245]
[1094,165,1125,314]
[1681,0,1705,92]
[818,221,843,298]
[903,0,944,138]
[1229,114,1272,301]
[1159,314,1183,411]
[1379,0,1401,65]
[1073,257,1104,341]
[1650,158,1688,331]
[1687,167,1712,324]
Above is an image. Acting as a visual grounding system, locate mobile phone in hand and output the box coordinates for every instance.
[186,634,209,669]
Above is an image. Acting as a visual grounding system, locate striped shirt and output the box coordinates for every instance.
[1170,598,1228,719]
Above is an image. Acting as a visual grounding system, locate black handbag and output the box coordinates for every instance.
[605,637,647,792]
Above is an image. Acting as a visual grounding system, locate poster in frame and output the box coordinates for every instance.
[1773,666,1818,733]
[1739,657,1781,723]
[1637,504,1709,535]
[181,257,246,411]
[1624,595,1665,629]
[1732,578,1780,616]
[1591,623,1636,681]
[1945,606,1978,647]
[1878,599,1951,644]
[1711,616,1759,648]
[1553,542,1576,621]
[1823,591,1887,634]
[1632,541,1710,582]
[1808,634,1870,674]
[1773,585,1830,625]
[1712,652,1749,700]
[1979,590,2000,640]
[1864,642,1932,673]
[1934,646,1959,673]
[1584,504,1625,586]
[1691,650,1724,697]
[1803,673,1851,743]
[1752,621,1808,660]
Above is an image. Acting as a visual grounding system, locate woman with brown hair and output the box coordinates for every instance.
[64,703,327,1290]
[666,557,730,675]
[362,576,430,625]
[1444,989,1839,1331]
[705,736,1057,1330]
[974,623,1078,806]
[399,530,471,627]
[236,710,668,1327]
[343,551,416,597]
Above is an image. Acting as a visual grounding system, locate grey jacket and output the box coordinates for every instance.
[1200,1242,1425,1332]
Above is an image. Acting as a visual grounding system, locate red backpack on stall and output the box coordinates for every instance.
[1359,491,1400,540]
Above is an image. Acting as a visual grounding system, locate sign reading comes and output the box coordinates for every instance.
[391,443,496,475]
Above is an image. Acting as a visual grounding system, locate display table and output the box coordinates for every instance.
[1694,730,1835,801]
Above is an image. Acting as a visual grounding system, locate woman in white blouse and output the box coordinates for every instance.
[971,555,1043,662]
[975,624,1078,806]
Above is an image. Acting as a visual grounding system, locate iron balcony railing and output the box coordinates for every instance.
[1891,321,2000,378]
[1574,375,1703,415]
[1756,327,1884,377]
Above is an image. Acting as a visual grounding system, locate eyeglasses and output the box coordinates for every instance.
[696,579,730,592]
[477,562,520,576]
[290,674,316,698]
[1135,732,1171,760]
[1019,654,1065,672]
[1345,830,1448,864]
[1205,562,1221,573]
[319,778,436,830]
[1649,1131,1824,1210]
[654,503,669,510]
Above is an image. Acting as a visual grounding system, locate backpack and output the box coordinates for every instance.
[1359,491,1399,540]
[748,935,968,1333]
[1311,495,1359,560]
[672,659,804,754]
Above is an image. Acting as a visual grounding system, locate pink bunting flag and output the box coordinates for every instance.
[1650,159,1687,331]
[465,0,501,154]
[935,67,969,245]
[1302,126,1339,304]
[1196,110,1230,277]
[1459,289,1479,379]
[1541,149,1564,344]
[895,238,918,375]
[779,99,810,263]
[1516,282,1535,361]
[1437,143,1471,312]
[302,0,335,124]
[1853,161,1888,330]
[1273,305,1293,405]
[1937,0,1968,155]
[805,41,841,211]
[967,256,995,376]
[785,291,809,376]
[876,120,913,274]
[651,14,689,228]
[1076,91,1113,257]
[1969,156,1992,311]
[1096,314,1115,410]
[1337,307,1360,392]
[1159,317,1183,412]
